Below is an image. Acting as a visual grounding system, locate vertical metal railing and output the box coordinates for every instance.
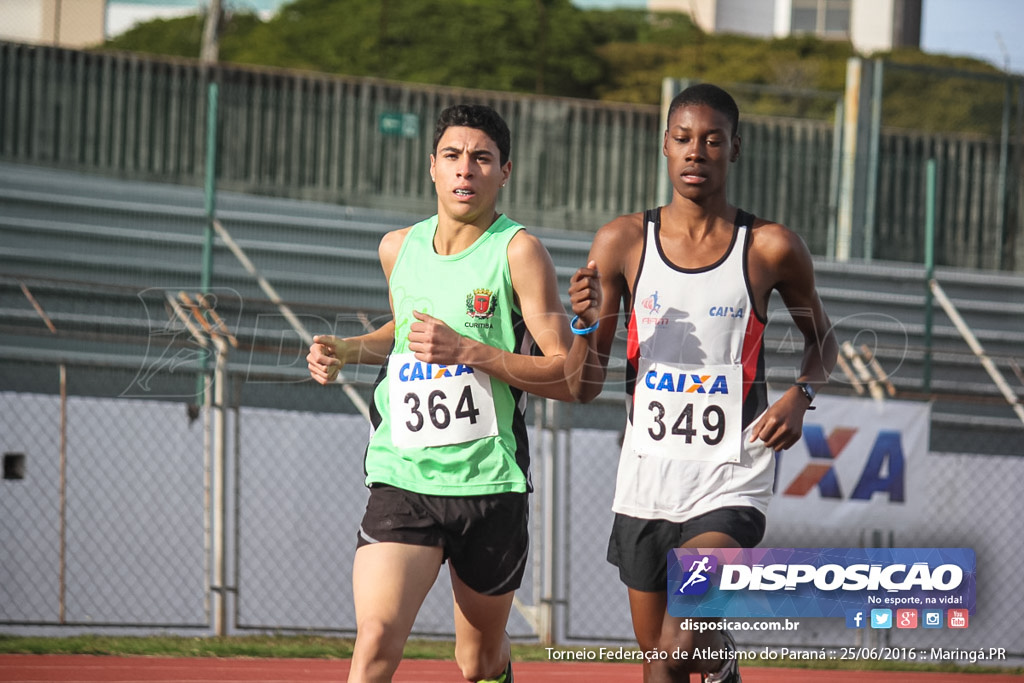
[1,41,1021,269]
[873,60,1023,270]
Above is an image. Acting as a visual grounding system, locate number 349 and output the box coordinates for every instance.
[646,401,725,445]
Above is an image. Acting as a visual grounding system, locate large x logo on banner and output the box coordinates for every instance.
[783,426,857,498]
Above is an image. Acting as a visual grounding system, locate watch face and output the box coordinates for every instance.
[799,382,815,401]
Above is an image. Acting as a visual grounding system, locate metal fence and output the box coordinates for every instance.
[0,351,544,640]
[875,61,1024,271]
[3,353,1023,658]
[2,42,1023,272]
[1,360,207,629]
[0,40,662,234]
[836,59,1024,271]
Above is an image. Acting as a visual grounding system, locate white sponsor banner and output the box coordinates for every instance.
[767,394,930,529]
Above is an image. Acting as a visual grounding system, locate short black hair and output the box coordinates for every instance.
[667,83,740,138]
[433,104,511,166]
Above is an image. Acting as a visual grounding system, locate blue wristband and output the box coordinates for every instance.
[570,314,599,336]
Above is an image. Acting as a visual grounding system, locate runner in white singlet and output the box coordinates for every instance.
[568,84,838,683]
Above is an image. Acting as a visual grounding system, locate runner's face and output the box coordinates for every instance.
[663,104,739,203]
[430,126,511,224]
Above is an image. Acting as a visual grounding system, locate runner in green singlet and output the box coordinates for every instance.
[308,104,601,683]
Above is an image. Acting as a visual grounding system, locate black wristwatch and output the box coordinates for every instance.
[794,382,816,409]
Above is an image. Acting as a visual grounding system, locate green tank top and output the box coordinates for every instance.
[365,214,531,495]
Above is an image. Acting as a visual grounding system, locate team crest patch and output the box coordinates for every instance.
[467,288,498,319]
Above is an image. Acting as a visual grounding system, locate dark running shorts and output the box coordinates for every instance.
[607,506,766,592]
[356,484,529,596]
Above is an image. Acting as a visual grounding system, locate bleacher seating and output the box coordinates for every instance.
[1,161,1021,454]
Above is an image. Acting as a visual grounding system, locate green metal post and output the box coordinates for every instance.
[923,159,936,393]
[202,81,219,294]
[196,81,219,404]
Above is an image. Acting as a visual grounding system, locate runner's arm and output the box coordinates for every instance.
[307,229,407,385]
[567,215,637,402]
[406,230,596,402]
[749,226,838,449]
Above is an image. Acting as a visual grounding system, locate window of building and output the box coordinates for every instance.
[791,0,851,38]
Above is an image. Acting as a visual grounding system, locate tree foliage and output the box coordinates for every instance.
[107,0,606,98]
[101,1,1012,134]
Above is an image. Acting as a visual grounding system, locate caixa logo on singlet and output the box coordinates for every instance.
[396,361,476,382]
[643,369,729,394]
[708,305,745,319]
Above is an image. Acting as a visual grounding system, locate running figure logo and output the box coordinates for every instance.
[676,554,718,595]
[641,291,662,315]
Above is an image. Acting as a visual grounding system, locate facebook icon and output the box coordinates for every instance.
[845,609,866,629]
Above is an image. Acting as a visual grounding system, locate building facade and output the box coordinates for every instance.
[650,0,922,54]
[104,0,285,38]
[0,0,107,48]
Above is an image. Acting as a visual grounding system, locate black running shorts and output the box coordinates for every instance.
[607,506,766,592]
[357,484,529,596]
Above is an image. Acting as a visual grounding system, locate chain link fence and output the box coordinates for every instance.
[2,302,1022,657]
[558,399,1024,657]
[0,346,546,639]
[1,359,206,629]
[2,169,1022,655]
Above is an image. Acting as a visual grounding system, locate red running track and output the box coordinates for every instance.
[1,655,1022,682]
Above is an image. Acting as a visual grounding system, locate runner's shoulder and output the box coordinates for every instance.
[594,211,645,251]
[748,217,808,262]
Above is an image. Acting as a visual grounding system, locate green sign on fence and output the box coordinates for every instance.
[379,112,419,138]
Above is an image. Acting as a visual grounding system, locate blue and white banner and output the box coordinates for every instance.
[667,547,976,618]
[768,395,930,529]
